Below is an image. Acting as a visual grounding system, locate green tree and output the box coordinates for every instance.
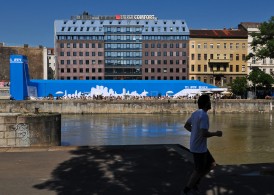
[231,77,248,98]
[248,68,274,97]
[247,16,274,60]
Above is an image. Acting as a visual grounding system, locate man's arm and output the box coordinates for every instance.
[184,122,192,132]
[202,129,222,138]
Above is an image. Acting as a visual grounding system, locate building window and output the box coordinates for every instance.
[236,43,239,49]
[242,65,246,72]
[230,65,233,72]
[191,65,194,71]
[204,54,207,60]
[242,54,246,61]
[236,54,239,61]
[198,65,201,72]
[236,65,239,72]
[230,54,233,61]
[204,65,207,72]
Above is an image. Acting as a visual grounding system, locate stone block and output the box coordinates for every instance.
[17,117,27,123]
[0,124,6,131]
[0,132,4,138]
[0,116,4,123]
[7,139,16,146]
[16,138,30,147]
[4,116,17,124]
[0,138,7,146]
[5,131,16,138]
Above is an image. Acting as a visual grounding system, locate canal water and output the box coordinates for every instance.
[61,113,274,165]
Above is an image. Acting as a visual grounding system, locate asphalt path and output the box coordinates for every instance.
[0,145,273,195]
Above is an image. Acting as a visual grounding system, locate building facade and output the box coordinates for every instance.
[238,22,274,75]
[47,48,56,79]
[0,43,46,81]
[54,12,189,80]
[189,29,248,87]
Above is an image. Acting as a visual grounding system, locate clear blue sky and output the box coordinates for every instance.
[0,0,273,48]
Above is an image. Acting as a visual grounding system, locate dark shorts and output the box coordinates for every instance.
[192,150,215,172]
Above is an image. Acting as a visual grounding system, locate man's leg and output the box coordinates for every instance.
[183,153,205,193]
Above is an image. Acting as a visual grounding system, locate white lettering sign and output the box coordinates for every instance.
[119,15,156,20]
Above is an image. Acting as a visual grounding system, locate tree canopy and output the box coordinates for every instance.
[248,16,274,60]
[248,68,274,89]
[230,77,248,97]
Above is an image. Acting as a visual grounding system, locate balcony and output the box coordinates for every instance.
[208,59,230,63]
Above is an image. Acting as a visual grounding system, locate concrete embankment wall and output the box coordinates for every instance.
[0,99,273,114]
[0,113,61,147]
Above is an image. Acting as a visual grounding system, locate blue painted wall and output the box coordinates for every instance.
[10,55,32,100]
[10,55,217,100]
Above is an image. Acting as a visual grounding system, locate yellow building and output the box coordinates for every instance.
[189,29,248,87]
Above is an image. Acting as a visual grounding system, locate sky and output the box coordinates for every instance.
[0,0,273,48]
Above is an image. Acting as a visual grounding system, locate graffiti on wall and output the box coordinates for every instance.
[15,123,30,146]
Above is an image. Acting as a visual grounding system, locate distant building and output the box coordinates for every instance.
[0,43,47,81]
[238,22,274,75]
[47,48,56,79]
[54,12,189,80]
[189,28,248,87]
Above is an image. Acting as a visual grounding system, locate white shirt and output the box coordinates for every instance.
[186,109,209,153]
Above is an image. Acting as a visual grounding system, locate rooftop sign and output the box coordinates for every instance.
[116,15,156,20]
[72,14,157,20]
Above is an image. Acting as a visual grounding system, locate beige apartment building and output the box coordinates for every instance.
[189,29,248,87]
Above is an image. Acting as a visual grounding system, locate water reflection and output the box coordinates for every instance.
[62,113,274,165]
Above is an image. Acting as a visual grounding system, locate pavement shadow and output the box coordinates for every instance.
[33,144,274,195]
[201,163,274,195]
[33,145,193,195]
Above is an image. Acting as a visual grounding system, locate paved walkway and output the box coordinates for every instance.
[0,145,273,195]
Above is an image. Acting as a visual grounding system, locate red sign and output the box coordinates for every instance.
[115,15,121,20]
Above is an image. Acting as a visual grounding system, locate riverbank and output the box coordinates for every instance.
[0,99,273,113]
[0,144,273,195]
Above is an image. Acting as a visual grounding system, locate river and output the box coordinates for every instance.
[61,113,274,165]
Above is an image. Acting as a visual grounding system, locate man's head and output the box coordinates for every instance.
[198,94,211,111]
